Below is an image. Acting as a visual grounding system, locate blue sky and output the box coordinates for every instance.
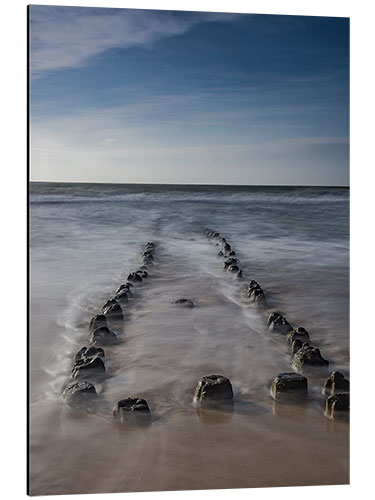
[29,6,349,185]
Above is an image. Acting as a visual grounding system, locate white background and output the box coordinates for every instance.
[1,1,374,499]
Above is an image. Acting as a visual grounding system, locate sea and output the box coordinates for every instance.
[29,182,349,495]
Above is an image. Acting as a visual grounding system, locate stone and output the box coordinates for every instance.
[292,345,329,374]
[103,300,123,320]
[142,251,154,261]
[325,393,349,419]
[113,398,151,424]
[223,243,231,252]
[194,375,233,404]
[217,251,224,256]
[268,312,293,334]
[287,327,310,345]
[62,381,98,406]
[115,289,131,302]
[291,339,303,355]
[270,372,308,402]
[75,346,105,361]
[89,314,107,333]
[90,326,117,346]
[115,283,133,296]
[223,257,238,269]
[248,282,266,305]
[72,356,105,379]
[228,250,236,256]
[174,298,195,308]
[228,264,240,273]
[322,371,350,396]
[128,272,142,283]
[137,269,148,278]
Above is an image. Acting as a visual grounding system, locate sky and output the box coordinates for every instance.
[29,5,349,185]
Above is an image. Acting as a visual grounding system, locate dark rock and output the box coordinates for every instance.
[142,251,154,261]
[72,356,105,379]
[174,298,195,308]
[89,314,107,333]
[268,312,293,334]
[218,251,224,257]
[228,250,236,256]
[62,381,98,406]
[128,272,142,283]
[291,339,303,355]
[116,283,133,296]
[113,397,151,424]
[223,258,238,269]
[248,282,266,305]
[115,289,131,302]
[194,375,233,404]
[237,270,243,279]
[292,345,329,374]
[228,264,239,273]
[322,371,350,396]
[270,372,308,402]
[103,300,123,320]
[223,243,231,252]
[75,346,105,361]
[325,393,349,419]
[287,327,310,345]
[102,298,118,311]
[90,326,117,346]
[137,269,148,278]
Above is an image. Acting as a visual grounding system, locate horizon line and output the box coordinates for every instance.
[29,180,349,188]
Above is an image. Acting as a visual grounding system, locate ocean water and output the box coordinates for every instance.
[29,182,349,495]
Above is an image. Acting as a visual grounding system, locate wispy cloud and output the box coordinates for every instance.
[29,6,236,77]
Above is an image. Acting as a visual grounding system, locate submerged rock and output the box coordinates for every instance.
[270,372,308,402]
[174,298,195,308]
[325,393,349,420]
[90,326,117,346]
[62,381,98,406]
[287,327,310,345]
[75,346,105,361]
[72,356,105,379]
[292,345,329,374]
[194,375,233,404]
[248,281,266,305]
[103,300,123,320]
[223,257,238,269]
[115,288,131,302]
[113,397,151,425]
[128,272,143,283]
[322,371,350,396]
[116,283,133,296]
[89,314,107,333]
[291,338,304,355]
[228,264,240,273]
[268,312,293,334]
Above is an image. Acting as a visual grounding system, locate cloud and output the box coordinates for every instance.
[29,6,236,77]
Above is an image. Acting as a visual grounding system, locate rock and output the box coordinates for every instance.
[223,243,231,253]
[322,371,350,396]
[218,251,224,256]
[137,269,148,278]
[102,299,118,311]
[228,250,236,256]
[174,298,195,308]
[142,251,154,261]
[128,272,142,283]
[248,282,266,305]
[287,327,310,345]
[268,312,293,334]
[237,270,243,279]
[75,346,105,361]
[62,381,98,406]
[291,339,303,355]
[90,326,117,346]
[194,375,233,404]
[89,314,107,333]
[270,372,308,402]
[115,283,133,296]
[223,257,238,269]
[113,398,151,424]
[228,264,239,273]
[115,289,131,302]
[72,356,105,379]
[292,345,329,374]
[325,393,349,419]
[103,300,123,320]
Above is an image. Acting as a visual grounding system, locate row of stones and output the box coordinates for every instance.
[61,242,157,423]
[205,230,350,420]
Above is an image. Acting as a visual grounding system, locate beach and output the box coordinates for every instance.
[29,182,349,495]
